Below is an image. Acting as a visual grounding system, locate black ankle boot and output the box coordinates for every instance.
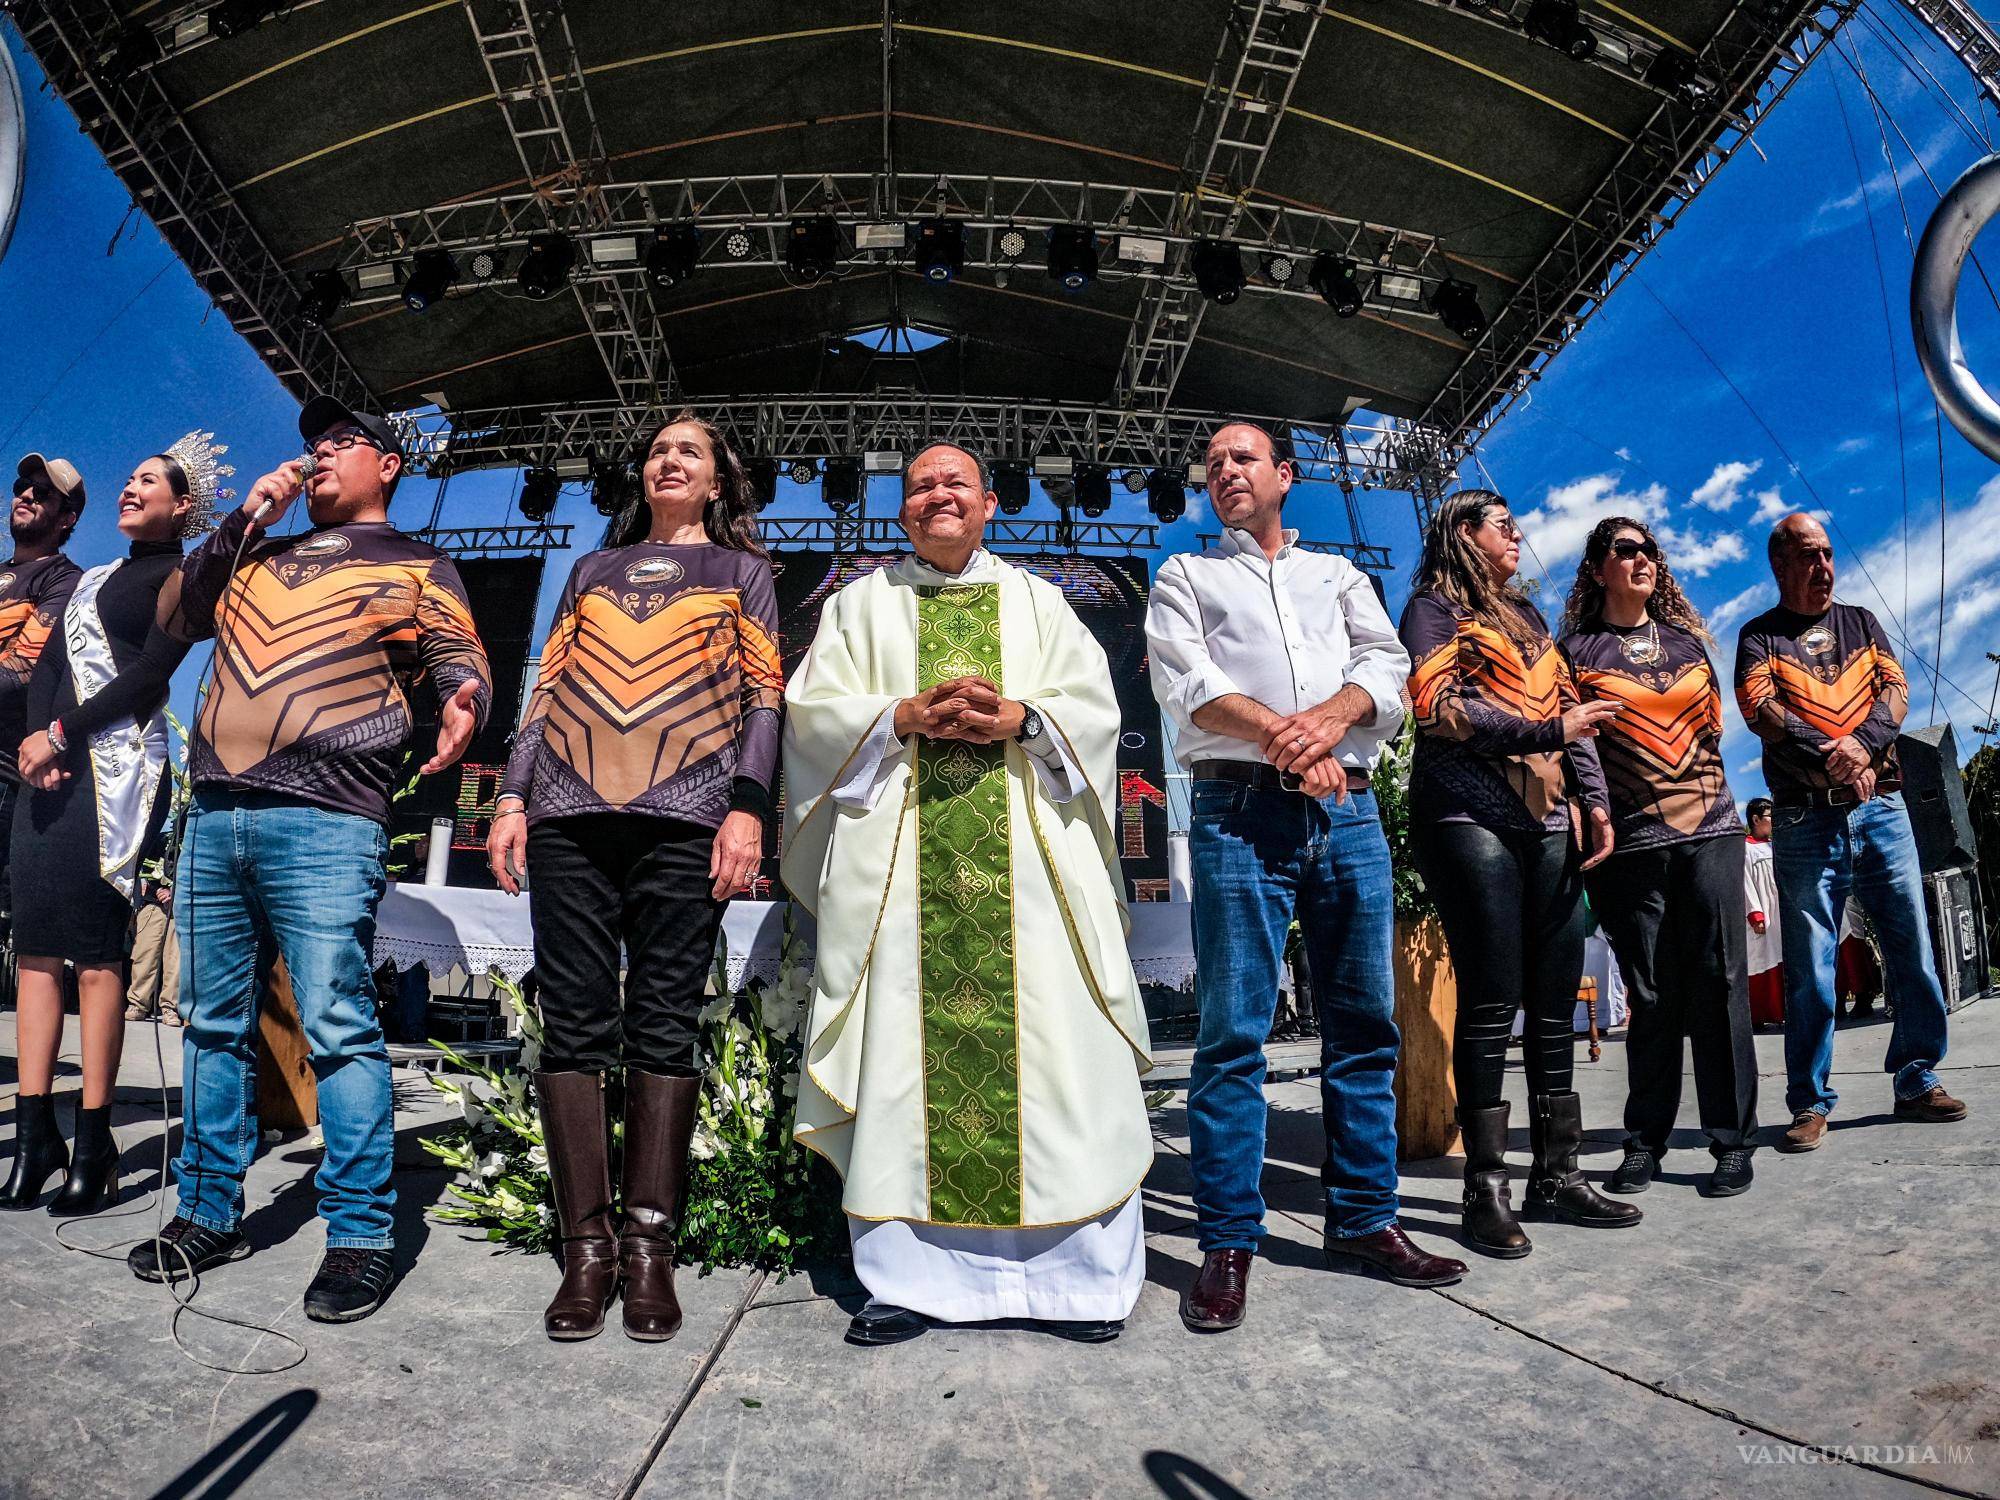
[1,1094,70,1210]
[48,1104,119,1217]
[1524,1092,1643,1229]
[1458,1102,1531,1258]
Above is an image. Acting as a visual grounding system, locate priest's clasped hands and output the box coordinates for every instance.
[894,674,1027,744]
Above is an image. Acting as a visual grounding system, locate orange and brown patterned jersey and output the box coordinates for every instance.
[499,542,782,828]
[166,511,491,823]
[1398,588,1606,833]
[0,551,82,781]
[1734,602,1906,799]
[1562,620,1740,851]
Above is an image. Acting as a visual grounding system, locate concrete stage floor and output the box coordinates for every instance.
[0,1001,1995,1500]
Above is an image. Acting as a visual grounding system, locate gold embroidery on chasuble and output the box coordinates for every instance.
[913,582,1022,1227]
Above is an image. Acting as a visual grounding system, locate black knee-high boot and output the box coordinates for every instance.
[48,1103,119,1216]
[619,1071,701,1343]
[1458,1101,1531,1257]
[0,1094,70,1210]
[1525,1092,1643,1228]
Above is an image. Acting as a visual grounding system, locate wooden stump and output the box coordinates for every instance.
[255,957,319,1132]
[1392,916,1460,1160]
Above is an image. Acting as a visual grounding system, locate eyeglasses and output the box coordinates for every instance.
[1482,515,1522,539]
[310,430,383,455]
[1608,538,1659,562]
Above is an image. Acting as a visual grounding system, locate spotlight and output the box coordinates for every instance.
[646,224,702,290]
[517,233,577,299]
[1046,226,1099,293]
[590,461,631,517]
[786,217,841,283]
[992,461,1030,516]
[1646,51,1715,104]
[97,24,159,88]
[1190,240,1246,305]
[1428,277,1487,340]
[1524,0,1597,59]
[402,250,458,313]
[209,0,286,39]
[746,457,778,511]
[297,269,348,328]
[1075,465,1112,518]
[913,218,965,283]
[725,229,754,259]
[465,246,505,283]
[1120,469,1148,494]
[1262,253,1296,286]
[519,467,560,522]
[997,226,1029,261]
[1145,469,1186,524]
[1307,253,1362,317]
[787,459,818,486]
[822,457,862,511]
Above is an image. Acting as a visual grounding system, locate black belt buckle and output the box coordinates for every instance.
[1277,768,1304,793]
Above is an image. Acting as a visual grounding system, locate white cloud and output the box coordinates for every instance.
[1749,487,1791,526]
[1515,473,1668,577]
[1835,437,1872,456]
[1615,446,1636,462]
[1690,459,1762,512]
[1704,581,1770,642]
[1807,122,1957,238]
[1661,528,1746,577]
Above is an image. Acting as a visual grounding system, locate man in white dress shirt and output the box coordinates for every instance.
[1147,421,1466,1334]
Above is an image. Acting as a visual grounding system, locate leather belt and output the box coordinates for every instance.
[1772,780,1899,810]
[1190,758,1370,795]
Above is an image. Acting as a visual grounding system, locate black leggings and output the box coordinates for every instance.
[1415,820,1584,1110]
[526,814,725,1076]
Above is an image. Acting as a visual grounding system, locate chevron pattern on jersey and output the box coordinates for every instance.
[1576,659,1719,772]
[1756,647,1895,740]
[1409,620,1561,725]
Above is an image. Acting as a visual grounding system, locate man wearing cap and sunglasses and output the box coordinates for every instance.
[124,396,491,1323]
[0,454,86,943]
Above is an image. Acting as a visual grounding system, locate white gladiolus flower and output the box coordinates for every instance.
[526,1144,548,1172]
[698,994,733,1027]
[478,1151,506,1182]
[689,1123,719,1161]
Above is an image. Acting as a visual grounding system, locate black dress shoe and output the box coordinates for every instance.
[304,1247,396,1323]
[846,1301,927,1346]
[1325,1223,1467,1288]
[1606,1148,1657,1195]
[1040,1319,1123,1343]
[1704,1148,1755,1198]
[128,1218,251,1283]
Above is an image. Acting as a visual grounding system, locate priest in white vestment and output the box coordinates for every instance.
[782,443,1155,1346]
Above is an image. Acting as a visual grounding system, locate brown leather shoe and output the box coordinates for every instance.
[1778,1110,1827,1152]
[1180,1249,1252,1333]
[1894,1085,1968,1123]
[1325,1223,1466,1288]
[535,1071,620,1341]
[619,1070,702,1343]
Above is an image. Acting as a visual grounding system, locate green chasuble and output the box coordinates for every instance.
[913,582,1022,1227]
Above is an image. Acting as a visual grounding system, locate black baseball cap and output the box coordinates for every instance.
[298,394,406,462]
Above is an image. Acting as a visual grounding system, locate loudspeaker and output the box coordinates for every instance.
[1897,723,1978,872]
[1922,865,1989,1012]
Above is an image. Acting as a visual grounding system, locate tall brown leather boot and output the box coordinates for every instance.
[1525,1091,1643,1229]
[619,1070,701,1343]
[534,1071,620,1340]
[1458,1101,1531,1258]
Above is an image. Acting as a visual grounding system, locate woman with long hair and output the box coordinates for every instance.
[1397,489,1640,1256]
[486,412,782,1343]
[1,434,225,1213]
[1557,516,1758,1198]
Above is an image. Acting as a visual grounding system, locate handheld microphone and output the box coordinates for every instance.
[249,453,319,522]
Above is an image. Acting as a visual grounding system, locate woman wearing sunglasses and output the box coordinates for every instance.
[1400,491,1639,1258]
[1558,517,1758,1199]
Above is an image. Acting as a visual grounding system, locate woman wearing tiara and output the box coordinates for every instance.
[0,433,227,1214]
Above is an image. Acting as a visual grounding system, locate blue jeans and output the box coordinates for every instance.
[174,789,395,1249]
[1187,782,1400,1249]
[1770,791,1948,1117]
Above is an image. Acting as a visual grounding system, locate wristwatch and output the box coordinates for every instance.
[1017,706,1046,743]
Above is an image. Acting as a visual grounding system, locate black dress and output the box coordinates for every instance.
[11,538,187,963]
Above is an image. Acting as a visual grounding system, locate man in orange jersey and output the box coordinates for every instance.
[127,397,490,1324]
[1734,513,1963,1154]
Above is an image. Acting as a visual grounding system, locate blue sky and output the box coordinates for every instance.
[5,12,2000,804]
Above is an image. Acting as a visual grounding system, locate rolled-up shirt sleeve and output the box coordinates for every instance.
[1336,563,1409,733]
[1145,557,1243,731]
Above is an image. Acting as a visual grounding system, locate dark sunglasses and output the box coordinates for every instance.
[1608,537,1659,562]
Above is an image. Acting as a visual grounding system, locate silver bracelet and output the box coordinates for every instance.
[46,720,67,755]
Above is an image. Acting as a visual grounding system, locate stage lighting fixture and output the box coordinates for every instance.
[297,269,348,328]
[590,460,631,517]
[1646,50,1716,103]
[1046,226,1099,293]
[1120,469,1148,495]
[516,233,577,299]
[97,25,159,88]
[209,0,286,39]
[992,462,1030,516]
[913,219,965,283]
[646,224,701,290]
[519,467,560,523]
[1191,240,1246,305]
[1524,0,1597,59]
[997,226,1029,261]
[786,217,842,283]
[747,457,779,511]
[787,459,818,486]
[725,229,754,259]
[1428,278,1487,340]
[1075,466,1112,518]
[1146,469,1186,524]
[822,457,863,511]
[402,250,458,313]
[1262,253,1296,286]
[1307,253,1362,317]
[465,247,505,283]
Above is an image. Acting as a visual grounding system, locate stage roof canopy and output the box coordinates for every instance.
[21,0,1843,494]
